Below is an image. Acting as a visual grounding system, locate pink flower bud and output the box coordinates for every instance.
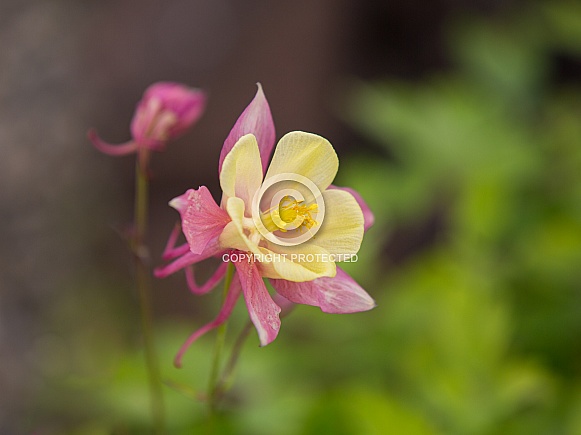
[89,81,206,156]
[131,82,206,150]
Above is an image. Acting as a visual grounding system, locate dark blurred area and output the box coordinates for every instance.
[2,0,581,433]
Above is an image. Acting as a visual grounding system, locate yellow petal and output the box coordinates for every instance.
[219,197,261,254]
[219,221,251,252]
[264,131,338,192]
[220,134,263,210]
[261,243,336,282]
[302,188,364,256]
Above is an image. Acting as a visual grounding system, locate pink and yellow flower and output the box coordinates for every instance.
[88,82,206,155]
[155,84,375,367]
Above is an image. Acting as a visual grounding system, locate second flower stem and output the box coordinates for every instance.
[134,149,165,434]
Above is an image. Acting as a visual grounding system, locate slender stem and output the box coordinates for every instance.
[135,150,149,242]
[207,261,235,412]
[134,148,165,434]
[214,320,253,398]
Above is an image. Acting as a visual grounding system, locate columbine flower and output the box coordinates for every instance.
[88,82,206,155]
[155,84,375,367]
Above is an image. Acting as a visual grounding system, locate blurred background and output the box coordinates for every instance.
[1,0,581,433]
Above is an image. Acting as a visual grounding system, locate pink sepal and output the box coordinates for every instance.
[234,256,281,346]
[219,83,275,175]
[270,268,376,314]
[87,129,138,156]
[185,262,228,295]
[170,186,230,255]
[174,272,242,368]
[271,292,295,317]
[330,185,375,231]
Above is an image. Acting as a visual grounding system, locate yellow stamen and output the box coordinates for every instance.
[262,195,319,233]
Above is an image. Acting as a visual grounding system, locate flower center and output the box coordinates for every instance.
[270,195,318,233]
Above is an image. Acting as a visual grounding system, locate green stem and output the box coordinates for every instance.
[134,148,165,434]
[207,261,235,412]
[135,150,149,242]
[214,320,253,398]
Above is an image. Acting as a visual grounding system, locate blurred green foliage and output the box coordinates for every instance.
[33,1,581,433]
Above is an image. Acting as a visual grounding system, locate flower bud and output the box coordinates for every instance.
[131,82,206,150]
[88,81,206,156]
